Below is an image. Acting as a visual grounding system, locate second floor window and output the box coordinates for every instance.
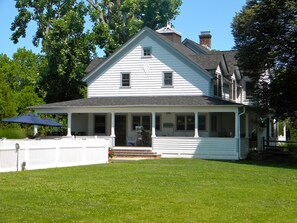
[246,81,255,99]
[232,79,236,100]
[121,73,130,87]
[214,75,222,97]
[163,72,173,87]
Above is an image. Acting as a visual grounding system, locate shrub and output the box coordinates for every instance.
[0,127,27,139]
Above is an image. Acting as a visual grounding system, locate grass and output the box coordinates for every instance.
[0,159,296,223]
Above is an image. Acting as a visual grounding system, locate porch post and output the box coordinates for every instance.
[245,113,249,138]
[34,112,38,135]
[151,112,156,137]
[67,112,72,136]
[111,112,115,137]
[283,122,287,140]
[194,112,199,138]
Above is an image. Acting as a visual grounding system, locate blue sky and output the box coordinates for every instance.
[0,0,246,58]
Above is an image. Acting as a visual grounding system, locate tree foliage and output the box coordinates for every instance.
[0,50,44,119]
[10,0,182,103]
[11,0,95,103]
[39,2,95,102]
[232,0,297,121]
[88,0,182,56]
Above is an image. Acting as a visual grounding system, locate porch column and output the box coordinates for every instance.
[283,122,287,140]
[151,112,156,137]
[245,113,249,138]
[67,112,72,136]
[194,112,199,138]
[111,112,115,137]
[34,112,38,135]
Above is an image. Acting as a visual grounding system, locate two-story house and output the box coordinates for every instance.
[31,26,266,160]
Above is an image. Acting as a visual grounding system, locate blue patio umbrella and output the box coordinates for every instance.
[41,118,63,127]
[2,114,46,125]
[1,114,62,127]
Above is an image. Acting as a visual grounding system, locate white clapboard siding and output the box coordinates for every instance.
[153,137,239,160]
[88,35,210,97]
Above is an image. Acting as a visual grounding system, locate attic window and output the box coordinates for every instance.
[121,73,130,87]
[142,47,152,57]
[163,72,173,87]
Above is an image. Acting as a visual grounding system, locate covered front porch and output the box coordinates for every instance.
[30,96,258,160]
[34,110,256,160]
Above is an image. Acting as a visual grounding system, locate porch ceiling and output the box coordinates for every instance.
[30,95,242,109]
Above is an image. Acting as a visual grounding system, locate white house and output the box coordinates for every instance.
[31,26,269,160]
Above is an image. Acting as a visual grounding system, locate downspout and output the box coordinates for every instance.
[238,106,245,159]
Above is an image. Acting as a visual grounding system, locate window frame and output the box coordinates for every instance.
[142,47,152,57]
[163,72,173,87]
[121,72,130,87]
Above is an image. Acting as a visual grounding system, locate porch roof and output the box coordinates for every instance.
[30,96,242,109]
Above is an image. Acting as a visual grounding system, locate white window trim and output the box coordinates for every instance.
[162,71,173,88]
[120,72,131,88]
[142,47,152,58]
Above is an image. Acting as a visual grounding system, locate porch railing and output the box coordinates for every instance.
[262,137,297,153]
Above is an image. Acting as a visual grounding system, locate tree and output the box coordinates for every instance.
[232,0,297,122]
[88,0,182,56]
[0,55,16,120]
[39,3,95,102]
[0,50,44,119]
[11,0,95,103]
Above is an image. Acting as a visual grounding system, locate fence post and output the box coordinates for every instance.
[15,143,20,171]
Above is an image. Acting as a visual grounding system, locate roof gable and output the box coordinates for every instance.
[83,27,213,84]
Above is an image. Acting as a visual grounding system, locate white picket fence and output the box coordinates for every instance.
[0,138,109,172]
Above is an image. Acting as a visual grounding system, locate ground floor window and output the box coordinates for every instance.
[132,115,160,131]
[95,115,106,134]
[198,115,206,131]
[176,114,206,131]
[176,115,194,130]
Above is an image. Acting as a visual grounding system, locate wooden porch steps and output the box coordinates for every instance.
[112,149,161,160]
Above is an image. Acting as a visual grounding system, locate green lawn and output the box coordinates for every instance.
[0,159,296,223]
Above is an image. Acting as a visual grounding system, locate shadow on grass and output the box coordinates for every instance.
[214,153,297,170]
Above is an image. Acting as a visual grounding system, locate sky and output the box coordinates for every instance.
[0,0,246,58]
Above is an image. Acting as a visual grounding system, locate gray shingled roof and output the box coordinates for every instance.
[212,50,238,74]
[85,57,106,74]
[182,38,211,55]
[189,54,223,70]
[30,96,241,109]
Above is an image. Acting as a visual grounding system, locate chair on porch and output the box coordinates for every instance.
[127,137,136,146]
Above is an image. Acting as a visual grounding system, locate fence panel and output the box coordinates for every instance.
[0,138,109,172]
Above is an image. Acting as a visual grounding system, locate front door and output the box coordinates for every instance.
[115,115,127,146]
